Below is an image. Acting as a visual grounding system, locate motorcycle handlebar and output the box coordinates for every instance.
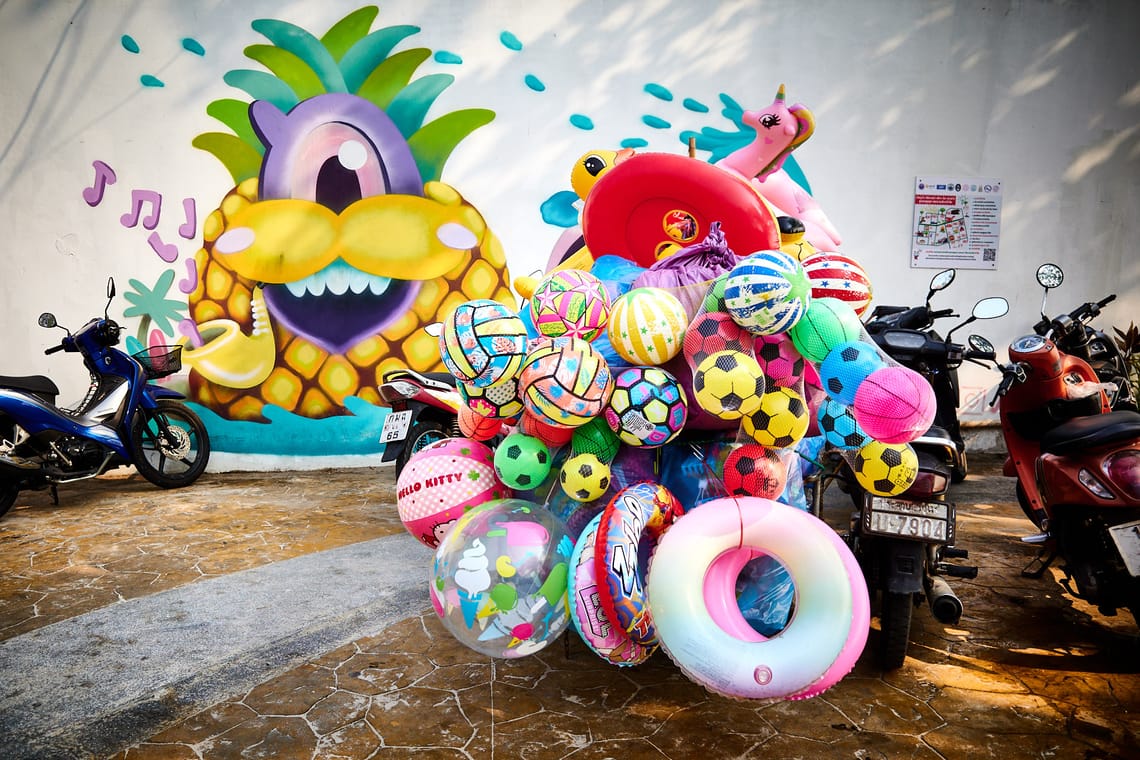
[44,344,65,355]
[989,364,1025,406]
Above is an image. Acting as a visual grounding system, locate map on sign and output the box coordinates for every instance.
[911,177,1002,269]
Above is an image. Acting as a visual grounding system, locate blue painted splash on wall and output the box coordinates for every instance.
[540,190,581,227]
[435,50,462,64]
[524,74,546,92]
[682,97,709,113]
[569,114,594,130]
[191,398,390,456]
[642,115,671,129]
[140,75,164,88]
[644,83,673,101]
[500,31,523,50]
[181,37,205,56]
[121,35,140,53]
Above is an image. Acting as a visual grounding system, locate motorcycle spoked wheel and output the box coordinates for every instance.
[130,400,211,488]
[395,419,448,476]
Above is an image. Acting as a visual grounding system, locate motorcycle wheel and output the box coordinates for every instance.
[0,482,17,519]
[878,591,914,669]
[395,419,448,476]
[129,400,211,489]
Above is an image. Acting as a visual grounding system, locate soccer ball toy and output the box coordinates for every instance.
[801,251,874,317]
[682,311,756,369]
[723,250,812,335]
[439,299,529,387]
[853,440,919,496]
[852,365,937,444]
[607,287,689,365]
[459,376,524,421]
[741,386,810,449]
[788,297,864,363]
[722,443,787,498]
[692,350,766,420]
[560,452,612,502]
[518,337,613,428]
[605,366,688,447]
[816,398,870,450]
[530,269,611,340]
[818,341,884,405]
[755,333,806,390]
[493,433,553,490]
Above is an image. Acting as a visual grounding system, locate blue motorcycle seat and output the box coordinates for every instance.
[1040,410,1140,456]
[0,374,60,398]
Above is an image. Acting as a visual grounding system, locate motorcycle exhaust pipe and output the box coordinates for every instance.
[925,575,963,625]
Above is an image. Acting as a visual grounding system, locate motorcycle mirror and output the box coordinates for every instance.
[1036,263,1063,290]
[968,334,995,356]
[38,312,57,329]
[972,296,1009,320]
[925,268,955,304]
[105,277,116,319]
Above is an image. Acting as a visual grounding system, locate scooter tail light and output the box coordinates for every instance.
[908,470,950,499]
[1103,450,1140,500]
[1077,468,1115,500]
[381,380,421,401]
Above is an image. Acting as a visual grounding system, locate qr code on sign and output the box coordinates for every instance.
[983,248,996,261]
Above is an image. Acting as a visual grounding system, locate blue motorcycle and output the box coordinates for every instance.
[0,278,210,518]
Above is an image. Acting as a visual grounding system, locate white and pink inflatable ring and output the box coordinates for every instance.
[647,496,869,700]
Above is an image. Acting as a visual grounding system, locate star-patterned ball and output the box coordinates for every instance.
[723,250,813,336]
[800,252,874,317]
[606,287,689,365]
[530,269,612,341]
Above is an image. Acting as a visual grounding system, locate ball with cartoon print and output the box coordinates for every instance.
[432,499,574,658]
[396,438,510,549]
[518,337,613,428]
[439,299,529,387]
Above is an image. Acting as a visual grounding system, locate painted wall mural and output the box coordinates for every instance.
[83,4,817,461]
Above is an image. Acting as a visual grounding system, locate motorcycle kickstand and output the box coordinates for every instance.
[1021,546,1056,579]
[50,484,59,506]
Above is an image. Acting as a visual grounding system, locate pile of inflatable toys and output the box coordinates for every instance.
[394,85,938,701]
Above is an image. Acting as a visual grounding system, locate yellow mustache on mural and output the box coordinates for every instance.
[210,182,484,284]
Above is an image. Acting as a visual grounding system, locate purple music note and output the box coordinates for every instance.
[82,160,117,206]
[147,231,179,263]
[121,189,162,229]
[178,197,197,239]
[178,257,198,294]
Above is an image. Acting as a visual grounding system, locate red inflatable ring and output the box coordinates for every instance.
[594,482,684,645]
[581,153,781,268]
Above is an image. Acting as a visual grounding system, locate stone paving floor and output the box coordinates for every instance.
[1,454,1138,759]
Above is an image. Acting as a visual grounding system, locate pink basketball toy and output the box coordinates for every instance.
[396,438,511,548]
[852,366,937,444]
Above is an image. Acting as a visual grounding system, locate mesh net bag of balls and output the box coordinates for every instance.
[399,236,921,700]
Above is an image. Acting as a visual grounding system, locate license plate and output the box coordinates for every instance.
[863,496,954,543]
[379,410,413,443]
[1108,519,1140,577]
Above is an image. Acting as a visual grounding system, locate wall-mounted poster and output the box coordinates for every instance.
[911,177,1002,269]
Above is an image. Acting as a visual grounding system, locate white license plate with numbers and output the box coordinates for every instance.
[379,410,413,444]
[864,496,954,543]
[1108,519,1140,577]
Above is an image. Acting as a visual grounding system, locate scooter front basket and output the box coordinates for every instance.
[133,345,183,379]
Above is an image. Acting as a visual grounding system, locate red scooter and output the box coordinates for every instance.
[377,369,461,475]
[986,264,1140,625]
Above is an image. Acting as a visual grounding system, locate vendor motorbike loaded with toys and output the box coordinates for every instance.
[0,278,210,519]
[984,264,1140,626]
[813,268,1009,668]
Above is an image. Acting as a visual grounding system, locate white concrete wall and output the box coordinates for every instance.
[1,0,1137,446]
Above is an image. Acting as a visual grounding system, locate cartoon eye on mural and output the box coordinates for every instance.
[182,6,514,426]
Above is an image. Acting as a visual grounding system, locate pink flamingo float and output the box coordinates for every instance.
[717,84,843,250]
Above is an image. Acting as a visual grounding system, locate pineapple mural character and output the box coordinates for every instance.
[184,6,514,423]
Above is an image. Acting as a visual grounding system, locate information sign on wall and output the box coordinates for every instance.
[911,177,1002,269]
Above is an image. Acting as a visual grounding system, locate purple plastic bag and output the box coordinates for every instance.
[631,221,738,292]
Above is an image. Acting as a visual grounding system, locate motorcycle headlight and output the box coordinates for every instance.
[1103,450,1140,500]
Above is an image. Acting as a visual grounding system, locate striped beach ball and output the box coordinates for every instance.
[723,250,812,335]
[606,287,689,365]
[801,251,874,317]
[531,269,611,341]
[439,299,528,387]
[518,337,614,427]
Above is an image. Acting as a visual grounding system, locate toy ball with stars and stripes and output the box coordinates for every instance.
[800,251,874,317]
[723,250,813,336]
[530,269,612,341]
[606,287,689,365]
